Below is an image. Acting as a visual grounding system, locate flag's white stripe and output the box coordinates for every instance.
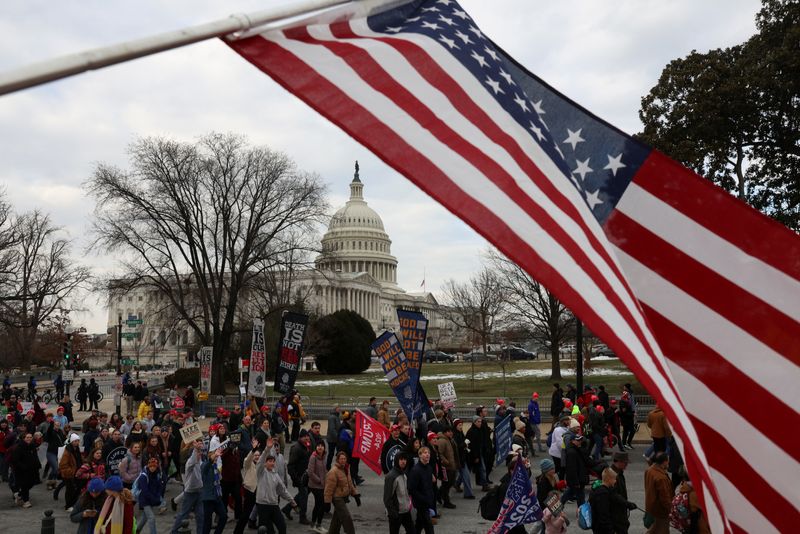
[669,364,800,501]
[709,469,776,533]
[266,30,721,498]
[614,246,800,405]
[618,183,800,323]
[699,481,726,534]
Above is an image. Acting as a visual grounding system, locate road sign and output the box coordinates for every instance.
[126,319,143,326]
[121,358,136,365]
[121,332,140,339]
[62,370,74,381]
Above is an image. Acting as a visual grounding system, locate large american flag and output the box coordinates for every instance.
[226,1,800,531]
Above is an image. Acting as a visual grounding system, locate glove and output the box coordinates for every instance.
[627,501,637,510]
[354,494,362,507]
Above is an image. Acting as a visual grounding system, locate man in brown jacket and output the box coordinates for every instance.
[435,427,457,509]
[324,451,360,534]
[646,405,671,453]
[644,452,672,534]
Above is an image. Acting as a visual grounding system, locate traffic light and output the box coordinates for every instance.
[63,333,73,368]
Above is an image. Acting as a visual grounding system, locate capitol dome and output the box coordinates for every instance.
[316,162,399,288]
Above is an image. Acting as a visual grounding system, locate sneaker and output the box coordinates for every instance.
[314,527,327,534]
[22,501,32,508]
[65,506,73,512]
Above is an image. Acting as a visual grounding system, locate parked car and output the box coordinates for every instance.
[463,351,497,362]
[592,344,617,358]
[424,350,455,363]
[507,348,536,360]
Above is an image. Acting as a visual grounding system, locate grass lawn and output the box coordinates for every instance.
[292,358,643,401]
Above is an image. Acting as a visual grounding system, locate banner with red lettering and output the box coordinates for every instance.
[353,409,389,475]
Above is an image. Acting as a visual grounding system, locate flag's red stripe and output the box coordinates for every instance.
[634,150,800,282]
[225,33,727,527]
[641,303,798,457]
[690,416,797,532]
[606,210,800,366]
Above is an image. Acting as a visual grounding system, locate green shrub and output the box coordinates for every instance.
[311,310,374,375]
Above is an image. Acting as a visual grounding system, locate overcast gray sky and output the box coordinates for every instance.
[0,0,761,333]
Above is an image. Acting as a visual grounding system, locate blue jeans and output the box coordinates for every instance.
[171,491,204,534]
[139,505,157,534]
[46,452,59,480]
[592,433,604,460]
[475,458,489,486]
[457,465,474,497]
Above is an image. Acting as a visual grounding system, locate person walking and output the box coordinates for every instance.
[255,446,298,534]
[44,418,65,490]
[59,432,83,511]
[408,446,436,534]
[646,405,671,454]
[11,431,40,507]
[588,468,618,534]
[233,442,261,534]
[434,427,457,509]
[170,439,205,534]
[284,429,312,525]
[136,457,165,534]
[70,477,106,534]
[220,435,242,522]
[527,392,546,453]
[384,453,415,534]
[307,440,328,533]
[465,416,490,490]
[201,441,228,534]
[609,452,638,534]
[95,475,136,534]
[326,406,341,470]
[324,450,360,534]
[452,419,474,500]
[644,452,672,534]
[118,442,143,490]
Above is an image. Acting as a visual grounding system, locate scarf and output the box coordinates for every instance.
[94,494,134,534]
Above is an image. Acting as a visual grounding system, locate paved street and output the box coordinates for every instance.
[1,445,658,534]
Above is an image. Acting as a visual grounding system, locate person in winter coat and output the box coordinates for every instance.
[70,477,106,534]
[255,445,298,534]
[384,453,414,534]
[118,442,143,489]
[550,384,565,421]
[326,406,341,470]
[201,442,228,534]
[219,436,242,522]
[644,453,672,534]
[407,446,436,534]
[88,378,100,411]
[75,447,107,491]
[377,400,392,428]
[618,400,635,450]
[561,434,596,508]
[511,418,529,459]
[96,475,136,534]
[676,467,711,534]
[59,433,84,510]
[451,419,474,499]
[44,419,66,489]
[306,440,328,532]
[527,392,545,453]
[77,379,88,412]
[11,431,40,507]
[324,450,360,534]
[169,439,205,534]
[434,428,457,509]
[589,468,618,534]
[609,452,637,534]
[283,430,312,524]
[646,405,671,453]
[465,416,490,490]
[136,457,165,534]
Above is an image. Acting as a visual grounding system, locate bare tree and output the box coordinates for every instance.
[486,249,574,380]
[441,268,505,356]
[88,133,328,392]
[0,211,91,368]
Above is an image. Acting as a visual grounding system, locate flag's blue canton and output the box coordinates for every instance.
[367,0,652,224]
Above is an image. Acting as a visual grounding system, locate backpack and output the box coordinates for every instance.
[478,481,508,520]
[546,431,553,448]
[577,501,592,530]
[132,472,147,500]
[669,491,691,530]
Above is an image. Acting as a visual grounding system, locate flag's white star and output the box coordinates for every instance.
[513,93,530,112]
[421,6,440,12]
[554,143,564,160]
[407,16,421,22]
[468,25,483,38]
[454,30,472,45]
[484,46,499,61]
[421,21,440,30]
[532,99,546,115]
[528,121,545,141]
[585,189,603,210]
[573,158,593,181]
[439,35,459,49]
[498,69,515,86]
[562,128,585,151]
[603,153,626,176]
[385,26,404,33]
[470,50,488,68]
[438,15,455,26]
[485,76,503,95]
[453,9,469,19]
[540,117,549,131]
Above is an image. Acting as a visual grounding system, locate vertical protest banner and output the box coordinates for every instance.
[273,311,309,395]
[247,318,266,398]
[396,309,432,417]
[199,346,213,397]
[437,381,457,409]
[494,414,513,466]
[353,409,389,475]
[371,331,427,420]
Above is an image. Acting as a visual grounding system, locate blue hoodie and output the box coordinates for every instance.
[136,468,164,508]
[527,399,541,425]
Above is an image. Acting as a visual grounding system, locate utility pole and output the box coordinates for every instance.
[116,315,122,375]
[576,318,584,394]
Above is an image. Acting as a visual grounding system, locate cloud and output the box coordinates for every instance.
[0,0,762,332]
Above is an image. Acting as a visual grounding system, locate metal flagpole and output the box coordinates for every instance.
[0,0,353,97]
